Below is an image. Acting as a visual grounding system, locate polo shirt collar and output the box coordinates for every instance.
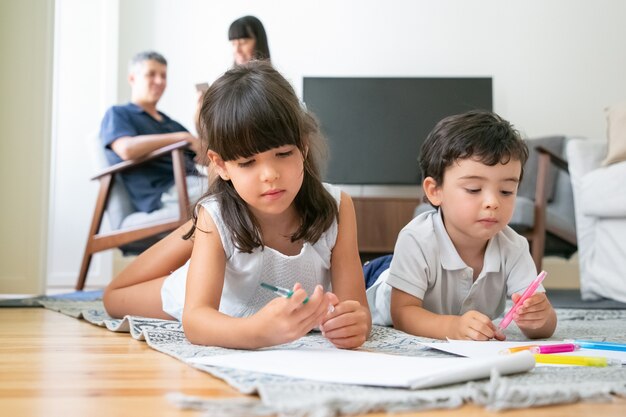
[127,102,169,120]
[433,209,501,275]
[127,102,145,113]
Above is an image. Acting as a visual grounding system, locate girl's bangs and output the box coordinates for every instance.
[212,102,301,161]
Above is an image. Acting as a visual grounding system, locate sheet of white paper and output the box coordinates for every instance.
[189,348,535,389]
[420,340,626,365]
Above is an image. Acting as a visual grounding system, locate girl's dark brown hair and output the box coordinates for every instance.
[185,61,337,253]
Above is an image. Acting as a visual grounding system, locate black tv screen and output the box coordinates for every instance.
[303,77,493,184]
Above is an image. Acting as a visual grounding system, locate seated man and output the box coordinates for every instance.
[100,50,203,215]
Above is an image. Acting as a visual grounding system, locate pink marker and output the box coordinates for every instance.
[530,343,579,354]
[498,270,547,331]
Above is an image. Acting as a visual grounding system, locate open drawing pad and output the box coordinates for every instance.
[189,348,535,389]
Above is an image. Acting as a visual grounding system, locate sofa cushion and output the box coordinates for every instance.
[107,176,136,230]
[509,196,535,228]
[602,103,626,166]
[517,136,564,202]
[580,218,626,303]
[120,202,180,229]
[509,195,576,238]
[580,160,626,218]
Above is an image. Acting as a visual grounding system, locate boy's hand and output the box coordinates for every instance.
[512,292,553,330]
[253,284,334,346]
[320,293,370,349]
[451,310,505,341]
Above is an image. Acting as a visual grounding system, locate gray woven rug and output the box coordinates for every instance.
[36,297,626,416]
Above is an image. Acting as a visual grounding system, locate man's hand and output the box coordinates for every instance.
[183,134,203,162]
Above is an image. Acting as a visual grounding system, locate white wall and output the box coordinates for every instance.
[47,0,626,287]
[187,0,626,139]
[0,0,55,294]
[47,0,118,288]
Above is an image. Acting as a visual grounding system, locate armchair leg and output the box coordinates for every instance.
[529,151,550,273]
[76,250,93,291]
[76,175,111,291]
[76,141,194,291]
[530,235,544,272]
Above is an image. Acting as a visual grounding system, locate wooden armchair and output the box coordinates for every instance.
[516,145,577,271]
[76,141,192,290]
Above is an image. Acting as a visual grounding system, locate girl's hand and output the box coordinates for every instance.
[512,292,553,330]
[320,293,370,349]
[450,310,505,341]
[252,284,334,347]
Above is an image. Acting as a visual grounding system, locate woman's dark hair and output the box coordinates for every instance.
[228,15,271,61]
[186,61,336,253]
[419,110,529,204]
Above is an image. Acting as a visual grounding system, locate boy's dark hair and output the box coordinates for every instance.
[188,60,336,252]
[128,51,167,72]
[419,110,529,192]
[228,15,271,61]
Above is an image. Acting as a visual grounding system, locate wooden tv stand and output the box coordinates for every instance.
[345,186,422,255]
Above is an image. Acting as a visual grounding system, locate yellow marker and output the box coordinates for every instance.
[533,354,618,367]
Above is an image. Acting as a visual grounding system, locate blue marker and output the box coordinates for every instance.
[567,339,626,352]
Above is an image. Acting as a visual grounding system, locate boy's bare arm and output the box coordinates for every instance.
[390,288,504,340]
[513,292,557,339]
[390,288,457,339]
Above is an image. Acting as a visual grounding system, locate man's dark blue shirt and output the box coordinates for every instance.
[100,103,198,213]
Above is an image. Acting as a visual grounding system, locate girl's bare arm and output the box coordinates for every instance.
[181,208,333,349]
[105,220,195,291]
[321,192,372,348]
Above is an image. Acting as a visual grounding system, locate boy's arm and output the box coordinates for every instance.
[391,288,454,339]
[386,220,456,339]
[391,288,503,340]
[505,236,557,339]
[513,292,557,339]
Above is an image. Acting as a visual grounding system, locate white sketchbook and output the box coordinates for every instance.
[420,340,626,365]
[189,348,535,389]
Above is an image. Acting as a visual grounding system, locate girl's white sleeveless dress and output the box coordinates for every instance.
[161,183,341,321]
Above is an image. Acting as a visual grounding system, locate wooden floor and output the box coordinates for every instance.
[1,308,624,417]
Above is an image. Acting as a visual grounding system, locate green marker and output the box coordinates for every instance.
[260,282,309,304]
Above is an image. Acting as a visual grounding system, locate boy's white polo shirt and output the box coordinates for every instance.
[366,210,540,326]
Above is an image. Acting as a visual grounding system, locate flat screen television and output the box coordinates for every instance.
[302,77,493,184]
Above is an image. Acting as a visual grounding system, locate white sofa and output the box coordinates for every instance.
[566,138,626,302]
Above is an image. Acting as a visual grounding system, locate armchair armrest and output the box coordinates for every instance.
[523,144,575,271]
[536,145,568,173]
[91,141,190,180]
[77,139,194,290]
[533,146,569,204]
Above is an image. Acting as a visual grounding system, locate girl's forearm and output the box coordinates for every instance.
[182,307,262,349]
